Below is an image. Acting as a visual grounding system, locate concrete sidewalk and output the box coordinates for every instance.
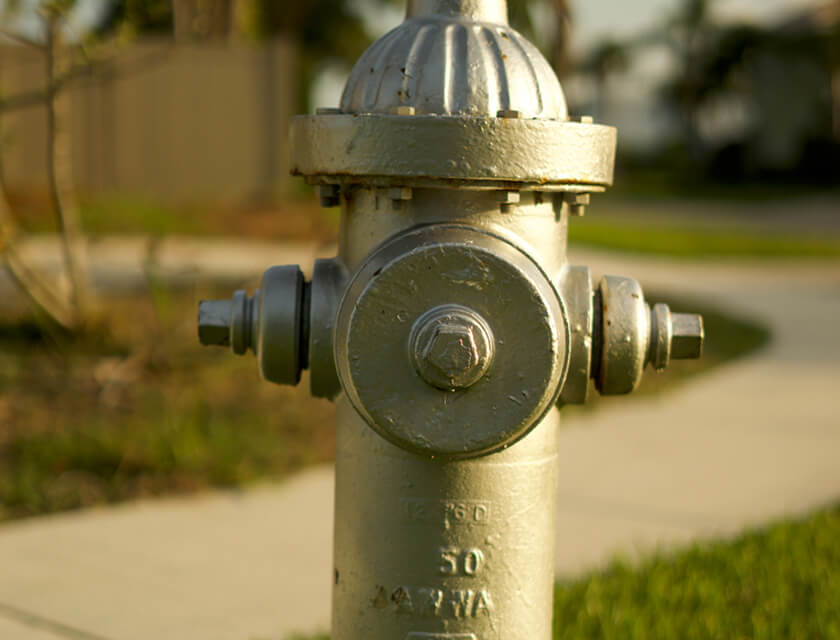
[0,235,328,316]
[0,245,839,639]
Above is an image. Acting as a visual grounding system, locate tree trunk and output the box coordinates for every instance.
[44,13,88,328]
[173,0,233,43]
[551,0,572,76]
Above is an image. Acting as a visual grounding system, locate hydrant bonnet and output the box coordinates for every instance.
[341,0,567,120]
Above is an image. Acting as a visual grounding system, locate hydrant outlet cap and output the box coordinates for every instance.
[335,226,570,459]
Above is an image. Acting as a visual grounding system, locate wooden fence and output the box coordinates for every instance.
[0,38,297,204]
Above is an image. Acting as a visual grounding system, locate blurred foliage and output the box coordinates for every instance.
[232,0,570,110]
[599,0,840,185]
[0,287,335,521]
[97,0,173,36]
[235,0,373,110]
[553,504,840,639]
[3,190,338,239]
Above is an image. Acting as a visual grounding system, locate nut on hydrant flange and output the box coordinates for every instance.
[197,1,705,639]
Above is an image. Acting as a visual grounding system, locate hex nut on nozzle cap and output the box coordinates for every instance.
[198,291,255,355]
[410,305,494,390]
[198,299,233,347]
[648,304,704,369]
[671,313,704,360]
[197,265,309,389]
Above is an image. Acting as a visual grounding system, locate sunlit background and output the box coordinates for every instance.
[0,1,838,639]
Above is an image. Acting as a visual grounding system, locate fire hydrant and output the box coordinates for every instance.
[199,1,704,638]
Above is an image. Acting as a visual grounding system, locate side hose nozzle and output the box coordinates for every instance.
[594,275,704,395]
[197,265,305,386]
[197,260,346,399]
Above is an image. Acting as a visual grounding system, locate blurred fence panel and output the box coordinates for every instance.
[1,38,297,204]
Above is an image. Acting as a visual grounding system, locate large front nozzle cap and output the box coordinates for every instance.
[596,276,704,395]
[334,226,569,459]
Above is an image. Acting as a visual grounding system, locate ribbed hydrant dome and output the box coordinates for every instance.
[340,0,568,119]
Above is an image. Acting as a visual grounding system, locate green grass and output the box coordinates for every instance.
[604,169,840,202]
[568,220,840,259]
[553,504,840,639]
[8,191,339,240]
[12,189,839,259]
[79,195,201,236]
[0,291,334,522]
[285,504,840,640]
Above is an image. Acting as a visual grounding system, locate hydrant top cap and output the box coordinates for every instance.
[406,0,508,23]
[340,0,567,119]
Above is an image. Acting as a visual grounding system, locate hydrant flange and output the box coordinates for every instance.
[290,114,617,190]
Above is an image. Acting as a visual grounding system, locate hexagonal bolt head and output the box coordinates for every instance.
[564,192,590,217]
[411,307,494,390]
[198,291,254,355]
[497,190,520,214]
[198,299,232,347]
[318,184,340,208]
[648,304,704,370]
[426,324,478,372]
[671,313,704,360]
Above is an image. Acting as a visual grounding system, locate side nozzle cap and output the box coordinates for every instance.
[197,265,307,387]
[596,276,705,395]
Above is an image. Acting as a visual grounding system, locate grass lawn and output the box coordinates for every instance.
[8,190,840,259]
[568,218,840,259]
[0,290,336,522]
[553,503,840,639]
[0,287,767,522]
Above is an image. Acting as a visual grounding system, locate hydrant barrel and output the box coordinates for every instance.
[196,1,706,638]
[333,398,560,639]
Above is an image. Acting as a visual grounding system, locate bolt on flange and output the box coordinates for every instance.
[409,305,495,390]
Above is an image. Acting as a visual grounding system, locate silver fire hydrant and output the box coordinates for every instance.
[199,1,703,638]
